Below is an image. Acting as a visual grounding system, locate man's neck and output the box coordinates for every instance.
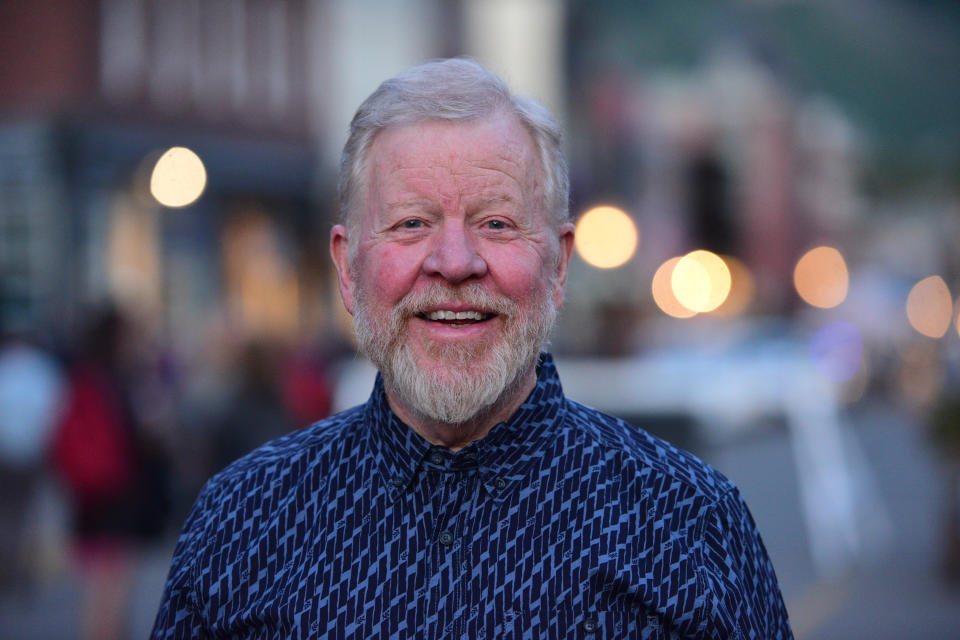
[384,365,538,452]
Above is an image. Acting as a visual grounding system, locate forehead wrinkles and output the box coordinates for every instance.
[399,165,524,205]
[393,115,530,159]
[384,135,530,178]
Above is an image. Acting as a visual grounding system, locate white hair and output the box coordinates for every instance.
[338,57,569,231]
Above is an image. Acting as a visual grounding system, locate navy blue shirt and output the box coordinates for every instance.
[152,354,792,639]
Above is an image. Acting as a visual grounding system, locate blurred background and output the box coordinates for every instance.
[0,0,958,638]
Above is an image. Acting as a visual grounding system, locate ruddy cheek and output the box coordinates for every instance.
[368,248,422,300]
[489,253,544,295]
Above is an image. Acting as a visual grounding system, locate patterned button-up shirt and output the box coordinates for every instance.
[152,354,792,639]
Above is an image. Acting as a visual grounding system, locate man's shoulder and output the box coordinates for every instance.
[561,398,732,500]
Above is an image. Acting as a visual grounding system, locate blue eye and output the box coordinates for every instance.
[486,220,506,230]
[402,219,423,229]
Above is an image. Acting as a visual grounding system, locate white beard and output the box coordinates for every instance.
[353,280,557,425]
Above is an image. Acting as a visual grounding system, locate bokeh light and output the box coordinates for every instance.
[652,257,697,318]
[710,255,755,317]
[150,146,207,208]
[809,321,863,382]
[905,275,952,339]
[574,206,639,269]
[671,250,731,313]
[793,246,849,309]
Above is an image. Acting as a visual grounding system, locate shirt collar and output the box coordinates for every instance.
[366,353,567,503]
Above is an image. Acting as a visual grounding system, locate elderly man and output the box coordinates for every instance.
[153,59,792,639]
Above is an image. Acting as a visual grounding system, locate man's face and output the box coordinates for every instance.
[331,110,573,425]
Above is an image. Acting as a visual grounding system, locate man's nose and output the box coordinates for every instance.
[422,221,488,283]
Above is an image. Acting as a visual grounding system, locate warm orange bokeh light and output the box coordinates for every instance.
[906,275,952,339]
[793,246,848,309]
[671,250,731,313]
[710,255,754,316]
[223,212,300,340]
[574,206,638,269]
[652,257,697,318]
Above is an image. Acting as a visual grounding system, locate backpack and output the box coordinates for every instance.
[51,365,135,503]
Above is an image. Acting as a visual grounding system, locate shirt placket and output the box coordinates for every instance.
[423,448,477,640]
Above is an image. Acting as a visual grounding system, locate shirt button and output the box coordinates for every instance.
[391,476,405,488]
[428,452,444,465]
[493,477,507,490]
[582,618,598,634]
[438,530,453,546]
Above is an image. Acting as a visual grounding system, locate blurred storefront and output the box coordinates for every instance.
[0,1,327,351]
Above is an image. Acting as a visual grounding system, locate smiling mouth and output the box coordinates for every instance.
[417,309,496,326]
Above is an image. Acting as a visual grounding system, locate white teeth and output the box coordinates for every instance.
[426,310,486,321]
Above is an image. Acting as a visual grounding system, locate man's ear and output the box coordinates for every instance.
[553,222,575,308]
[330,224,355,315]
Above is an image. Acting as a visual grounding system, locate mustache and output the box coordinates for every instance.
[392,283,518,320]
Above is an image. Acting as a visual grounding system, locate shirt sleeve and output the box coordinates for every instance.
[697,485,794,639]
[151,483,214,640]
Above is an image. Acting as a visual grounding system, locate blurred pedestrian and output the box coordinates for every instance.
[0,321,65,592]
[281,338,334,428]
[207,339,293,475]
[51,306,170,640]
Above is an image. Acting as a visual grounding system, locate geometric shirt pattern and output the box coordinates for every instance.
[152,354,793,639]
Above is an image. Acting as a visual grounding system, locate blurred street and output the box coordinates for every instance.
[709,401,960,639]
[1,397,958,639]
